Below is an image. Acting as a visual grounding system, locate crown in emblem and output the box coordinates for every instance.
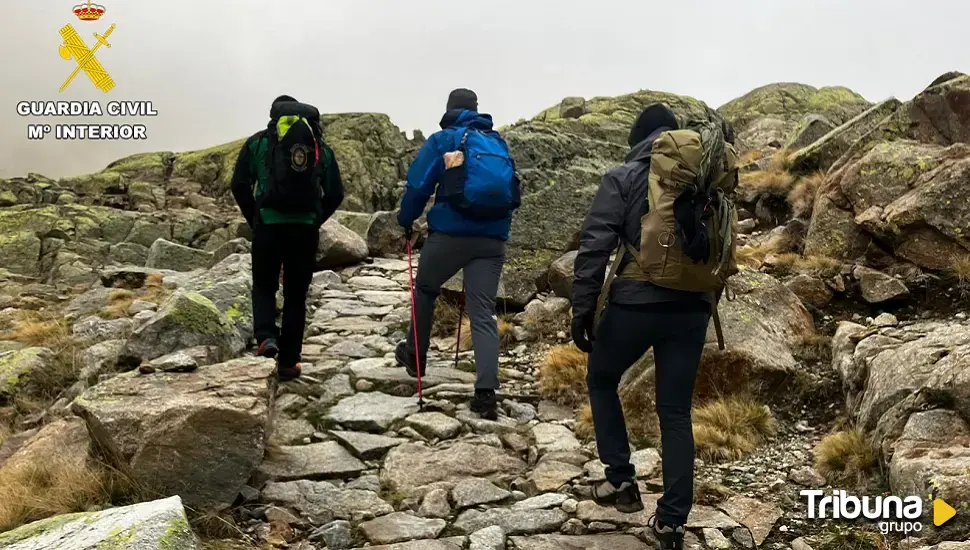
[73,1,106,21]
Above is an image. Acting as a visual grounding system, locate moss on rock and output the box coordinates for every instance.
[719,82,871,133]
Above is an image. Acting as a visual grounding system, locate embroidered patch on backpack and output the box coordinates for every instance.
[290,144,310,172]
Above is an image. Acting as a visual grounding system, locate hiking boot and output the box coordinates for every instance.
[647,515,685,550]
[395,341,424,378]
[470,389,498,421]
[256,338,279,359]
[277,362,302,382]
[592,479,644,513]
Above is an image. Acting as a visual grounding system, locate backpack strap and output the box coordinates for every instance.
[595,247,625,328]
[712,287,725,350]
[453,127,470,151]
[594,242,645,327]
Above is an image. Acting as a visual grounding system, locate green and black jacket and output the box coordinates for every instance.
[230,129,344,227]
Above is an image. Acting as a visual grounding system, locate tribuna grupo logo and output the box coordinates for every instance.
[801,490,959,535]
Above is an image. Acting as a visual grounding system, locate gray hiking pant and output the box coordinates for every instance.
[404,232,506,390]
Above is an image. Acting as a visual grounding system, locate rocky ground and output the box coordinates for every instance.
[1,73,970,550]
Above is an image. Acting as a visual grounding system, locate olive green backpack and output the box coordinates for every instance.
[599,120,740,348]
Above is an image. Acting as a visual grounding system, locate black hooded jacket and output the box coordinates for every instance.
[571,128,712,319]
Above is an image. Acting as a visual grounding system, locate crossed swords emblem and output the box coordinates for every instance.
[58,23,116,93]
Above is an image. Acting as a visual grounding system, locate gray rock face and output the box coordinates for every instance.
[406,412,463,440]
[785,274,833,307]
[453,507,568,536]
[0,417,91,476]
[358,512,447,545]
[309,520,353,549]
[120,289,244,364]
[317,218,369,269]
[623,269,816,413]
[719,495,783,545]
[72,357,276,509]
[257,441,366,482]
[330,430,407,460]
[789,99,902,173]
[452,477,512,509]
[532,423,581,454]
[512,493,569,511]
[366,210,409,257]
[833,319,970,514]
[72,315,134,341]
[261,479,393,523]
[469,525,506,550]
[363,539,467,550]
[146,238,213,271]
[529,460,584,492]
[0,347,54,403]
[326,392,420,432]
[853,266,910,303]
[510,534,651,550]
[0,496,199,550]
[183,253,254,344]
[785,113,837,150]
[381,442,527,495]
[559,97,587,119]
[889,409,970,514]
[418,488,452,519]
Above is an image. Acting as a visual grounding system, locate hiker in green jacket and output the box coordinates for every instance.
[231,95,344,381]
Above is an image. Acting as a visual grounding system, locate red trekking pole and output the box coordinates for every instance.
[454,282,465,369]
[406,238,424,410]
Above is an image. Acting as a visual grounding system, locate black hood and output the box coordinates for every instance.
[625,127,672,163]
[439,109,494,131]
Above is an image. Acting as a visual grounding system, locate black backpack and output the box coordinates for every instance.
[260,101,329,214]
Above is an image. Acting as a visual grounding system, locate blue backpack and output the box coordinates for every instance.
[437,127,521,220]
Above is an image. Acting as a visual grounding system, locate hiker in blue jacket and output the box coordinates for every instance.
[396,88,520,420]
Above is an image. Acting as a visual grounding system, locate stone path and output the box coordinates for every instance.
[247,256,799,550]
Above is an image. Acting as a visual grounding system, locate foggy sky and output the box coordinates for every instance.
[3,0,968,179]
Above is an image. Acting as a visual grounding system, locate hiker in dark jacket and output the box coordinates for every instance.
[231,94,344,381]
[395,88,519,421]
[572,104,712,549]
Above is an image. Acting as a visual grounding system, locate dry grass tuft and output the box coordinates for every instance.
[814,429,880,487]
[769,148,796,172]
[191,511,246,541]
[739,149,765,166]
[537,344,588,405]
[795,335,833,363]
[457,316,515,351]
[817,525,888,550]
[98,289,136,320]
[693,395,777,463]
[432,299,463,338]
[767,253,841,278]
[522,307,570,341]
[100,274,171,319]
[0,311,84,416]
[694,350,761,400]
[788,171,826,218]
[738,170,796,202]
[949,254,970,293]
[574,404,595,442]
[0,424,9,448]
[0,457,140,532]
[695,480,734,506]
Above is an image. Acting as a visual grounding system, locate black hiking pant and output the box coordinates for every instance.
[587,301,711,527]
[251,222,319,367]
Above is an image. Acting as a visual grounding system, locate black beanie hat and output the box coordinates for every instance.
[273,94,297,106]
[447,88,478,112]
[628,103,679,147]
